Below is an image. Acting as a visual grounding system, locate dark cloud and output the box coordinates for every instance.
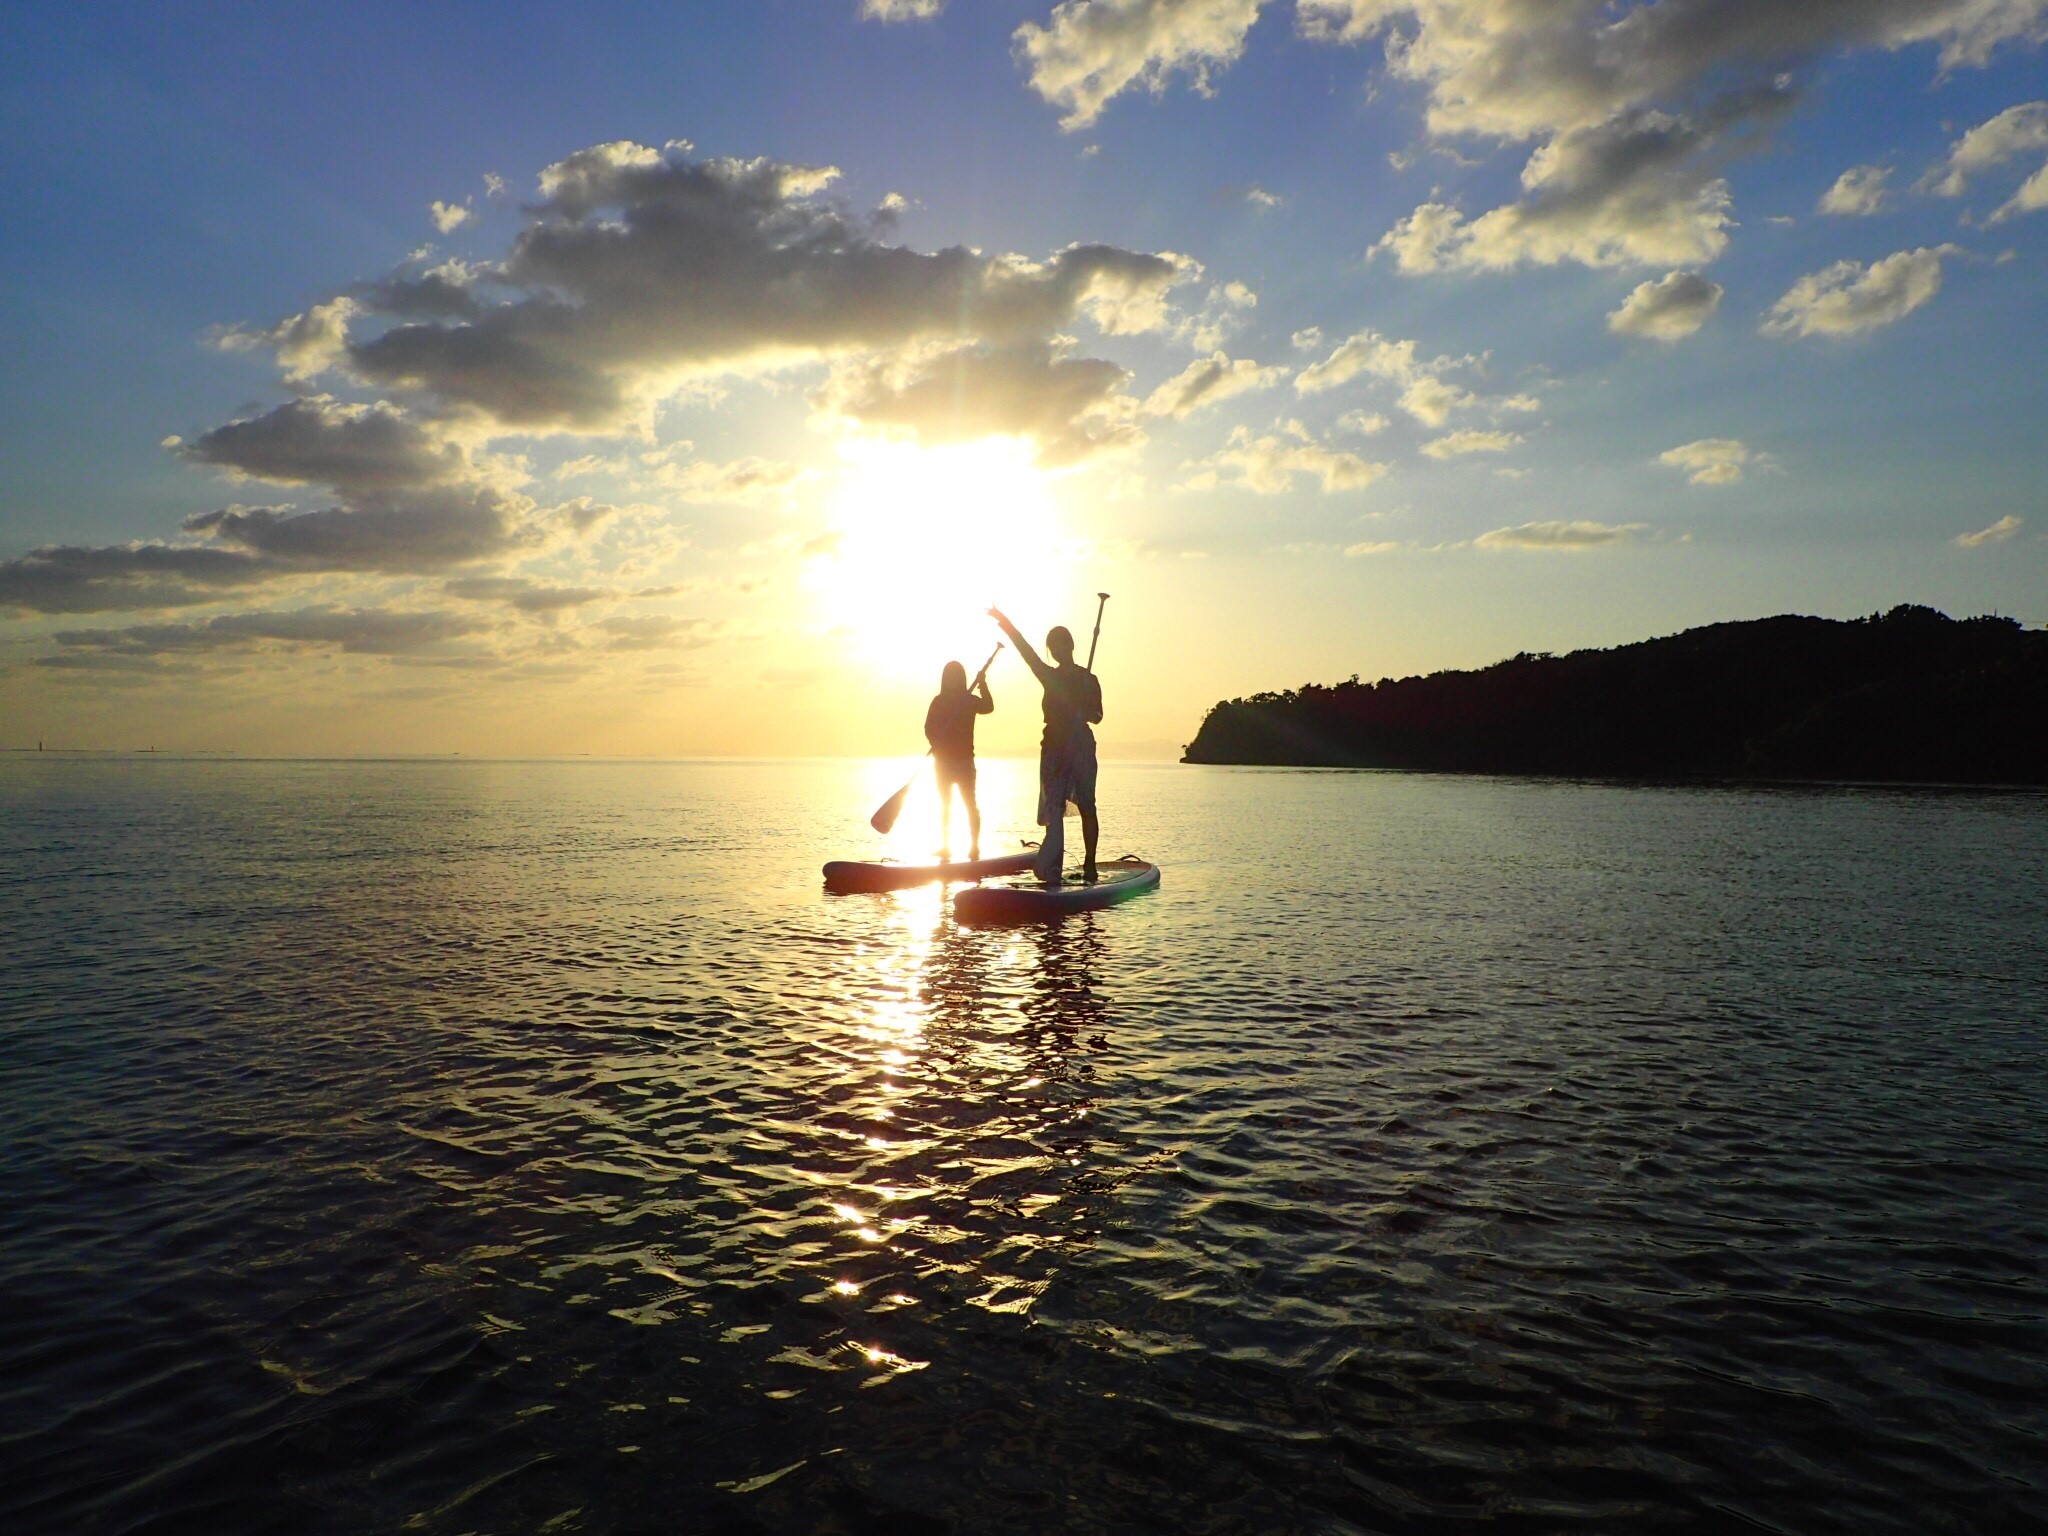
[0,542,273,615]
[50,607,486,658]
[820,341,1138,463]
[442,576,608,612]
[329,145,1196,435]
[181,486,539,572]
[179,396,469,494]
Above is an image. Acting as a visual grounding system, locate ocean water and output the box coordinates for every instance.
[3,757,2045,1536]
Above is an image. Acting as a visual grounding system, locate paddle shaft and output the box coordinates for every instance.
[1084,592,1109,671]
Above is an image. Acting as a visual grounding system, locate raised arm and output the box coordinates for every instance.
[972,671,994,715]
[989,607,1054,686]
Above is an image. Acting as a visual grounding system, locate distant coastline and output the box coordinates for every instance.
[1182,606,2048,785]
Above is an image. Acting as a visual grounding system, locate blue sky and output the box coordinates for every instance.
[3,1,2045,757]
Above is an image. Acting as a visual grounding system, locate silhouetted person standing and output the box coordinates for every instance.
[989,606,1102,883]
[924,658,994,860]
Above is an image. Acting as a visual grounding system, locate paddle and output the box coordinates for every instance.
[868,643,1003,835]
[1085,591,1109,671]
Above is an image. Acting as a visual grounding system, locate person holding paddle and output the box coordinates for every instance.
[925,655,995,860]
[989,600,1105,885]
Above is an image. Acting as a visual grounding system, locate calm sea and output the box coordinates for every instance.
[3,758,2045,1535]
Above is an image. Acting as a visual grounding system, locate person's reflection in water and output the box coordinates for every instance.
[1019,916,1109,1068]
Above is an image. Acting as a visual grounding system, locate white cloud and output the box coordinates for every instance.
[1373,105,1755,273]
[215,296,356,384]
[1310,4,2038,277]
[1607,270,1724,340]
[429,199,472,233]
[1925,100,2048,196]
[1761,245,1958,338]
[1421,429,1522,458]
[1181,423,1389,494]
[1336,409,1388,435]
[1992,161,2048,220]
[1956,513,2024,546]
[1299,2,2047,140]
[1659,437,1753,485]
[1819,164,1892,216]
[1014,0,1269,131]
[1343,540,1402,556]
[1245,185,1284,208]
[1293,327,1517,425]
[1926,100,2048,220]
[861,0,946,19]
[1475,519,1647,549]
[1143,351,1288,417]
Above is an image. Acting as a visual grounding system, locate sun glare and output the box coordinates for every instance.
[808,436,1071,679]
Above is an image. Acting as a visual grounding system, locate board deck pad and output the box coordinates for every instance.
[952,857,1160,922]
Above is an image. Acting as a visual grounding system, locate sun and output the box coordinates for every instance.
[806,436,1072,681]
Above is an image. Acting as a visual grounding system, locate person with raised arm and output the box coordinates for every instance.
[924,656,995,860]
[988,605,1103,884]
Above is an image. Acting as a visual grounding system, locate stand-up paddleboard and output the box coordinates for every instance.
[953,856,1160,923]
[823,849,1037,895]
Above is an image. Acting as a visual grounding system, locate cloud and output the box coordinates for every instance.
[818,340,1141,463]
[1956,513,2024,546]
[644,454,813,503]
[1421,429,1522,458]
[1761,245,1958,338]
[1607,269,1724,339]
[1310,5,2037,278]
[1245,185,1284,208]
[1475,519,1647,549]
[1819,164,1893,215]
[862,0,946,19]
[300,144,1199,448]
[1181,422,1389,493]
[215,296,356,384]
[178,485,542,571]
[1924,100,2048,198]
[0,542,276,615]
[1336,409,1388,434]
[430,200,472,233]
[1295,327,1514,425]
[1373,100,1773,272]
[1014,0,1269,131]
[1142,351,1288,417]
[177,396,470,495]
[442,576,608,612]
[1298,2,2046,141]
[50,607,487,658]
[1343,540,1402,556]
[1659,437,1753,484]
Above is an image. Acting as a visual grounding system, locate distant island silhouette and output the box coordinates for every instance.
[1183,606,2048,784]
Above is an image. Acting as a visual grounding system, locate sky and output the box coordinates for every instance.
[3,0,2045,760]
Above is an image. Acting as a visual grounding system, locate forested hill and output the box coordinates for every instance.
[1181,607,2048,784]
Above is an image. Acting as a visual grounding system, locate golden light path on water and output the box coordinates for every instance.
[815,872,1084,1376]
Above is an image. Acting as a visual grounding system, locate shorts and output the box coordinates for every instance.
[934,757,976,790]
[1036,730,1098,824]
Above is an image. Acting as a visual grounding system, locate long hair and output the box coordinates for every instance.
[940,660,968,693]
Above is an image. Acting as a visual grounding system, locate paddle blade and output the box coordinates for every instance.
[870,778,913,834]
